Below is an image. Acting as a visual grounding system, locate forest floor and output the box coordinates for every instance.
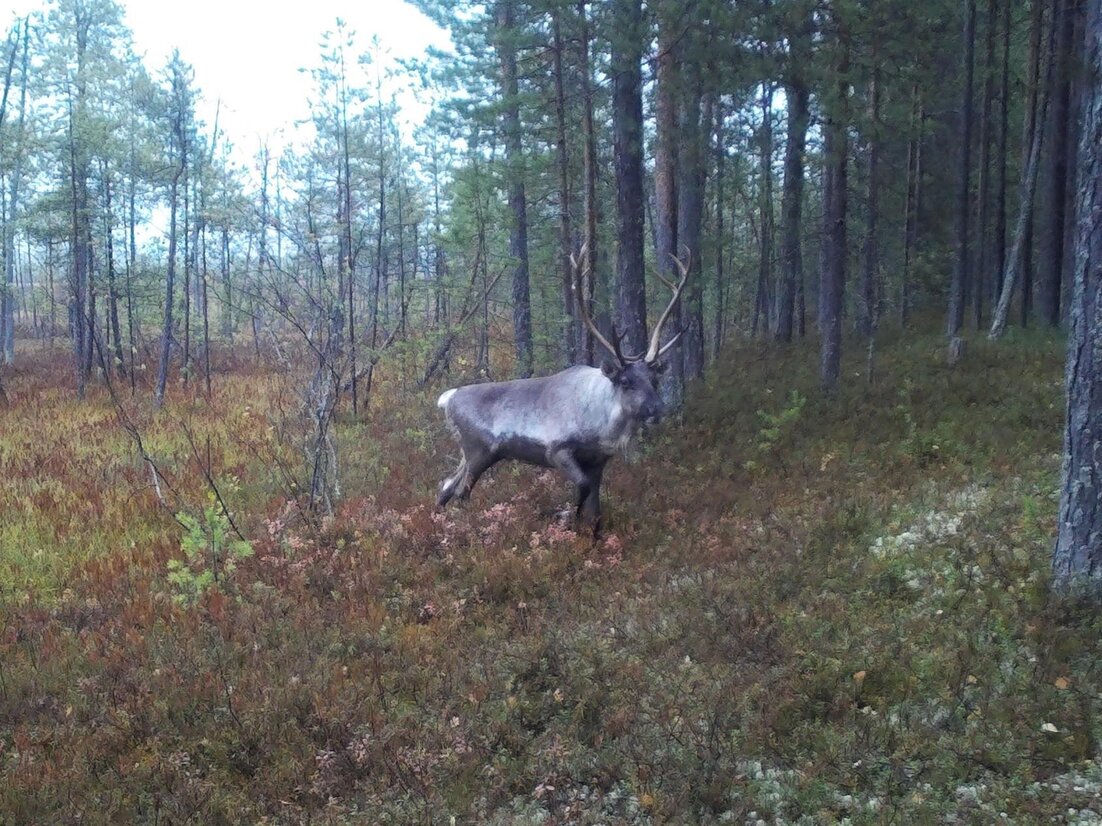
[2,326,1101,824]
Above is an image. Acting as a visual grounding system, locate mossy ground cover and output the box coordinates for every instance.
[1,328,1098,824]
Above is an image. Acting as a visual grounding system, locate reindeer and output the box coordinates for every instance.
[435,249,690,534]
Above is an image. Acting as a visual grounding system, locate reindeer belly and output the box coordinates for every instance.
[492,433,556,468]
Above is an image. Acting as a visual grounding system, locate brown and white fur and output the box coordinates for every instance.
[434,247,691,534]
[436,361,664,532]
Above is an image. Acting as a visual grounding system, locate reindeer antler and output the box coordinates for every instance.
[570,244,641,364]
[645,246,692,363]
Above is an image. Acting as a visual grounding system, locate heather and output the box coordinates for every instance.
[2,327,1098,823]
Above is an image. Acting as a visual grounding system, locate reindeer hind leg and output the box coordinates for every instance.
[456,449,495,501]
[437,456,468,509]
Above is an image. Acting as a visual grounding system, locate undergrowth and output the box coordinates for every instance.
[2,327,1098,824]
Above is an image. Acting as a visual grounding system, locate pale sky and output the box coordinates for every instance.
[5,0,452,159]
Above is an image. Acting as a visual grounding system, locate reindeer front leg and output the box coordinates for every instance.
[580,460,606,536]
[550,448,603,537]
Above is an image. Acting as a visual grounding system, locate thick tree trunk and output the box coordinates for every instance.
[551,6,576,366]
[654,9,682,406]
[577,0,598,365]
[1053,0,1101,590]
[776,12,811,344]
[819,41,849,392]
[1038,0,1076,327]
[1022,0,1045,326]
[901,85,922,327]
[1,19,27,366]
[497,0,533,378]
[679,70,705,379]
[948,0,978,343]
[1060,0,1087,325]
[974,0,997,328]
[612,0,647,360]
[990,0,1055,338]
[859,69,881,339]
[156,66,188,408]
[67,13,93,397]
[994,0,1012,298]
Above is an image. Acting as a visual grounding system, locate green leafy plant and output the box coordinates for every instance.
[748,389,806,475]
[166,504,253,605]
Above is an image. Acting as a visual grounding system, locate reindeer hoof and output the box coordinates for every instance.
[548,508,572,526]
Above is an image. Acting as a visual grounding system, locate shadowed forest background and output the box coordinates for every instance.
[1,0,1102,821]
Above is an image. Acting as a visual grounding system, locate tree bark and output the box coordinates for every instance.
[752,84,774,338]
[1,18,27,366]
[1052,0,1102,590]
[859,68,881,339]
[611,0,647,360]
[901,85,922,327]
[948,0,978,343]
[974,0,997,328]
[776,7,811,344]
[496,0,533,378]
[156,63,189,408]
[1022,0,1045,326]
[713,97,727,357]
[551,5,576,366]
[990,0,1055,338]
[68,9,93,397]
[994,0,1012,298]
[102,163,124,377]
[577,0,598,366]
[1038,0,1076,327]
[678,66,706,379]
[654,8,681,404]
[819,37,849,392]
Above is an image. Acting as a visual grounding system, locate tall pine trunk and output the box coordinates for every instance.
[752,84,774,338]
[713,97,728,356]
[948,0,978,346]
[974,0,997,328]
[496,0,533,377]
[1,20,27,365]
[102,163,123,377]
[1038,0,1075,327]
[551,5,575,366]
[994,0,1012,298]
[1052,0,1101,590]
[156,167,183,408]
[859,68,881,339]
[612,0,647,359]
[678,65,705,379]
[901,85,923,327]
[819,36,849,392]
[654,6,682,406]
[775,7,811,344]
[577,0,598,365]
[990,0,1055,338]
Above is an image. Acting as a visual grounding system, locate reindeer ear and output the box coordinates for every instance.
[650,359,667,374]
[600,359,621,381]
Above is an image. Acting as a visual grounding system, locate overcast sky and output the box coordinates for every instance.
[5,0,451,160]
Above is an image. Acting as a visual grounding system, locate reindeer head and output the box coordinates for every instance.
[570,246,691,426]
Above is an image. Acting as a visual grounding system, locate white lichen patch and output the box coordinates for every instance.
[869,484,991,561]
